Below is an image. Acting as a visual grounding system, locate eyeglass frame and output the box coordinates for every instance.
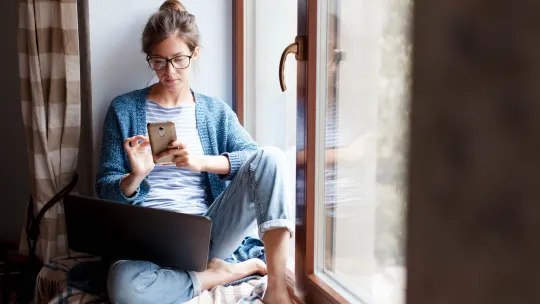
[146,50,195,71]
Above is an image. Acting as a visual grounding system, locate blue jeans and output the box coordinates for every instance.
[107,147,293,304]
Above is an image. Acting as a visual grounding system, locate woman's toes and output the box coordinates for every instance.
[251,259,267,275]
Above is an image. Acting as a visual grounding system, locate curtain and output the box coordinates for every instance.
[18,0,81,263]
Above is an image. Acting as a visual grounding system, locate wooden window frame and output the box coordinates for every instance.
[295,0,350,303]
[232,0,244,125]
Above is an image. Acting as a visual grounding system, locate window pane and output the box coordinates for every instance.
[315,0,411,303]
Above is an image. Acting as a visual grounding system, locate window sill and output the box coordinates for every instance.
[286,266,405,304]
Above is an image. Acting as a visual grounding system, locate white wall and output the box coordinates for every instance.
[88,0,232,188]
[244,0,297,181]
[244,0,297,154]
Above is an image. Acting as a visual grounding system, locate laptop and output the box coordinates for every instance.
[63,194,212,272]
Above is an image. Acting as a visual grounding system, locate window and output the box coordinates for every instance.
[235,0,411,302]
[236,1,540,303]
[313,0,411,302]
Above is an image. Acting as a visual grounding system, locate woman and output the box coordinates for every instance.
[95,1,294,303]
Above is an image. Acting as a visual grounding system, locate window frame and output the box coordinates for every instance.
[295,0,351,302]
[232,0,244,125]
[231,0,353,303]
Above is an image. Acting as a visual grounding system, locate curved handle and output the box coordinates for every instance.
[279,36,305,92]
[279,43,298,92]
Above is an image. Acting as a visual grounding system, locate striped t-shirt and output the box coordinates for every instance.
[144,100,208,215]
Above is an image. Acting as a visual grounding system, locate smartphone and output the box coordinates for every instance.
[147,121,177,165]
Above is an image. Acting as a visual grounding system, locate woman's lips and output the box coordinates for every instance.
[165,79,179,84]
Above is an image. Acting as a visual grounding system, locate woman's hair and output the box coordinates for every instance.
[141,0,200,55]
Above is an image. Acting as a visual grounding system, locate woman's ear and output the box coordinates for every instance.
[192,46,201,60]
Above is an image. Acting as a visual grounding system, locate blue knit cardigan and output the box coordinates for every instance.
[95,86,259,205]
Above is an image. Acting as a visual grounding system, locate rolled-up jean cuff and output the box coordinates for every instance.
[258,219,294,241]
[187,270,202,297]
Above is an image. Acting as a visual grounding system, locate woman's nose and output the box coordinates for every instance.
[166,61,176,73]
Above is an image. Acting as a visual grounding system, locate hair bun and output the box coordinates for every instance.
[159,0,186,12]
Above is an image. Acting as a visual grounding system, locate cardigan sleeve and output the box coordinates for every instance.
[95,99,150,204]
[220,106,259,180]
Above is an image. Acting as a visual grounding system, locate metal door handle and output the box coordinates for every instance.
[279,36,305,92]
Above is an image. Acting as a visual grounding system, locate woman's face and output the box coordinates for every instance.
[148,36,199,92]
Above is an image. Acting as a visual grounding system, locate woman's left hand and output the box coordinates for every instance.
[156,140,206,172]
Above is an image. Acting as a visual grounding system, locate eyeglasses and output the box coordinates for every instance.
[146,51,194,70]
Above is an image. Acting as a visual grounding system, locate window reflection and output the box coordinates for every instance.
[317,0,411,303]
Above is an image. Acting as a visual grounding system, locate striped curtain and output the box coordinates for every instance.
[18,0,81,263]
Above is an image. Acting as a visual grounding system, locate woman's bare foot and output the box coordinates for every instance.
[196,258,267,291]
[208,258,267,278]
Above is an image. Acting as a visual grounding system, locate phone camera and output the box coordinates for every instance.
[158,126,166,137]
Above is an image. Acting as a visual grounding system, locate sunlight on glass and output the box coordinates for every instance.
[315,0,411,303]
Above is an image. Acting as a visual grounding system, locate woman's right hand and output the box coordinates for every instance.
[123,135,155,178]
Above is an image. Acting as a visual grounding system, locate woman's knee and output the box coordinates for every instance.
[107,260,152,304]
[107,260,196,304]
[256,146,287,169]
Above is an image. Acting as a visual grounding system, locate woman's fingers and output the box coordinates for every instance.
[168,140,187,149]
[138,139,151,149]
[123,139,132,151]
[133,135,148,147]
[172,156,187,164]
[124,135,149,150]
[157,147,188,159]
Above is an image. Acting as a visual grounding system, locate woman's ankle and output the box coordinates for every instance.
[263,283,294,304]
